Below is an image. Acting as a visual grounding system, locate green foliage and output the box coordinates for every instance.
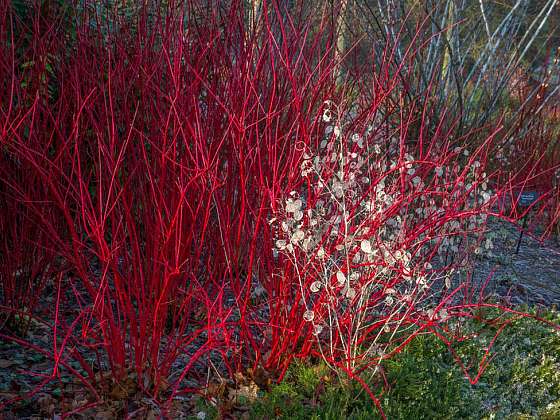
[379,335,474,419]
[250,380,307,419]
[241,308,560,419]
[463,310,560,419]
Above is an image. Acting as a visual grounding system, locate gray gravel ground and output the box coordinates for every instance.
[470,218,560,307]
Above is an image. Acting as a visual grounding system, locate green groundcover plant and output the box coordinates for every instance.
[192,306,559,419]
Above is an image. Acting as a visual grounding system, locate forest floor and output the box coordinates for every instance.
[0,217,559,419]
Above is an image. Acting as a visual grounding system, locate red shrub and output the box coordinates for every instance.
[0,1,558,418]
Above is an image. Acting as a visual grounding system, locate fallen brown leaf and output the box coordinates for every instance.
[227,382,259,404]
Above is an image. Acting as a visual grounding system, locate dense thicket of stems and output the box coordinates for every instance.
[0,1,558,417]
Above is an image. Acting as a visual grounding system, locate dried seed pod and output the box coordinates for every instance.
[291,229,305,243]
[286,199,303,213]
[360,240,373,254]
[345,287,356,299]
[313,324,323,335]
[310,281,322,293]
[336,271,346,285]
